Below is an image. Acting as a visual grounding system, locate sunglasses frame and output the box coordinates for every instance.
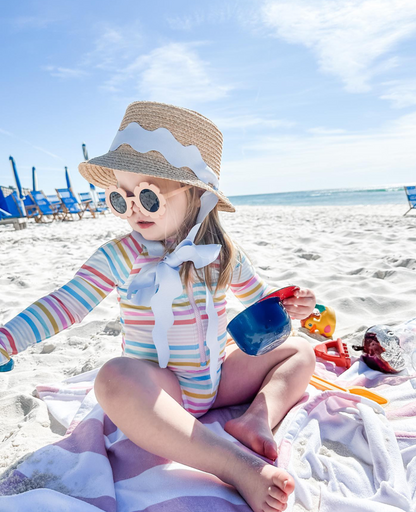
[105,182,192,219]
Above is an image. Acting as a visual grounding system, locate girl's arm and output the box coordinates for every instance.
[0,241,119,363]
[229,248,316,319]
[229,249,276,307]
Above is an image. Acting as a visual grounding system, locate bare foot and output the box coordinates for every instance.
[225,413,278,461]
[225,453,295,512]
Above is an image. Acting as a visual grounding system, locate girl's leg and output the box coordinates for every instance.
[213,337,316,461]
[95,357,294,512]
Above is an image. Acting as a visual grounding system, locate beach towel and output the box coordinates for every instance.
[1,359,416,511]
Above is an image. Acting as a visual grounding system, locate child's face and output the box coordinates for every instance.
[113,170,189,241]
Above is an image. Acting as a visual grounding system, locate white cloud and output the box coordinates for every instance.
[167,4,258,31]
[44,23,143,83]
[82,23,143,70]
[380,79,416,108]
[220,111,416,195]
[0,128,63,160]
[43,66,88,79]
[308,127,347,135]
[167,14,205,31]
[103,42,232,104]
[213,115,295,129]
[260,0,416,93]
[12,16,60,29]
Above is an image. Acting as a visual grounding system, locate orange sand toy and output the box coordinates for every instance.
[301,304,336,338]
[310,374,388,406]
[314,339,352,369]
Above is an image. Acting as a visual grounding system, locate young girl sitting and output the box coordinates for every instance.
[0,101,316,512]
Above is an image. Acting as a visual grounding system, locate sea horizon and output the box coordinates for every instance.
[228,185,409,207]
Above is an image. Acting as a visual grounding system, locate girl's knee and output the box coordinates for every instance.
[281,337,315,371]
[292,337,316,372]
[95,357,147,401]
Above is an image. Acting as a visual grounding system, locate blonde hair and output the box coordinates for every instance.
[164,185,237,293]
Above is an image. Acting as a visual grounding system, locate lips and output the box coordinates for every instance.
[137,220,155,229]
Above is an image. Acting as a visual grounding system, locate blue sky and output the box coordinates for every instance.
[1,0,416,196]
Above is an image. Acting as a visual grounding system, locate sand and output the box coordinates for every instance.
[1,203,415,472]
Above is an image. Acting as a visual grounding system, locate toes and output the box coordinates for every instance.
[268,485,288,503]
[272,470,295,494]
[263,501,287,512]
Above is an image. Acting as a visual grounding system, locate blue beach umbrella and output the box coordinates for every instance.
[82,143,97,206]
[82,143,89,161]
[65,166,72,190]
[82,143,96,192]
[32,166,38,191]
[9,156,24,200]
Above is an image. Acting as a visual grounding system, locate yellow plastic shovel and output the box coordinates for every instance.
[310,374,389,406]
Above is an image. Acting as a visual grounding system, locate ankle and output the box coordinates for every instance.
[219,445,265,487]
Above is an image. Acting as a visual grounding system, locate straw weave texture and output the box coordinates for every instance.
[78,101,234,212]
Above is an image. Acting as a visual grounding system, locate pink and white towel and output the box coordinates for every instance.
[0,361,415,511]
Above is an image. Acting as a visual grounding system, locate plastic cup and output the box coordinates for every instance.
[227,296,291,356]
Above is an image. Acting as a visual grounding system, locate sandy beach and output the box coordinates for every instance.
[1,204,415,507]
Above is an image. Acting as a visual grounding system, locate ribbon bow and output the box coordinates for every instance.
[127,192,222,390]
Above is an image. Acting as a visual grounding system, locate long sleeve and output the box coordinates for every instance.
[229,249,276,308]
[0,242,118,361]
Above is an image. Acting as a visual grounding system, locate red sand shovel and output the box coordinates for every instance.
[314,339,352,369]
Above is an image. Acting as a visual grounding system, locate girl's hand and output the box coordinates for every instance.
[282,288,316,320]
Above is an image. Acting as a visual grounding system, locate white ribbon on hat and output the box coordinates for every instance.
[126,192,222,390]
[109,123,219,191]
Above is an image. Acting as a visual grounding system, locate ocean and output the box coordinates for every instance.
[229,186,409,207]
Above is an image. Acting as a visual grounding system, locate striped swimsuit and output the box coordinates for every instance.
[0,231,274,417]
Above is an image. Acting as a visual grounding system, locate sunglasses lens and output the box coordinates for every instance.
[109,191,127,214]
[140,189,160,213]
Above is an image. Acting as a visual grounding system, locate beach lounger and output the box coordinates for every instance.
[0,208,11,220]
[0,191,28,230]
[97,191,109,212]
[46,194,62,207]
[25,191,62,223]
[79,192,107,218]
[56,188,89,221]
[403,186,416,216]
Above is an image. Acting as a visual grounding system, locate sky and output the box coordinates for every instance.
[1,0,416,197]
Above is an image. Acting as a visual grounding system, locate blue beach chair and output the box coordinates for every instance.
[25,191,62,222]
[0,208,12,220]
[79,192,107,218]
[97,191,109,211]
[46,194,62,207]
[0,190,28,229]
[404,186,416,216]
[56,188,89,220]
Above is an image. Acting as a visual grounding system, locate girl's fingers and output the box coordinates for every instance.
[295,288,314,297]
[284,305,314,319]
[283,297,314,307]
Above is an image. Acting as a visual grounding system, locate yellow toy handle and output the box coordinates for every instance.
[310,374,388,406]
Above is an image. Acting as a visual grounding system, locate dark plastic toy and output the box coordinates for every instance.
[353,325,406,373]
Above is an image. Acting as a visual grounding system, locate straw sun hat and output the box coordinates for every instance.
[78,101,235,213]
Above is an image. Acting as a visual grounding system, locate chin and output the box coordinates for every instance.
[131,226,162,241]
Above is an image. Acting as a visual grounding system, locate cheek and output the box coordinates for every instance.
[166,194,188,226]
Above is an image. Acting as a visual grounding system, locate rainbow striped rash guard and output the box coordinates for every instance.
[0,231,275,417]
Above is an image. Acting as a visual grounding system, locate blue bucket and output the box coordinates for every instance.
[227,296,291,356]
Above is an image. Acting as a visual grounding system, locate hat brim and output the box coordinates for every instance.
[79,145,235,213]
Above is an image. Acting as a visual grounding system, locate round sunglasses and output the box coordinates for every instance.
[105,182,192,219]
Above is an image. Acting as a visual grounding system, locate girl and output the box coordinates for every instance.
[0,101,316,512]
